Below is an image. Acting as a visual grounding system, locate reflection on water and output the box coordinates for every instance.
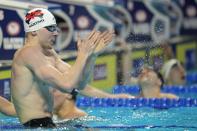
[0,107,196,130]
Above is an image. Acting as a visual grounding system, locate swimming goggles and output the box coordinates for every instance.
[44,25,59,32]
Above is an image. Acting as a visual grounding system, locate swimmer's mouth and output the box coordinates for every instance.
[51,39,56,44]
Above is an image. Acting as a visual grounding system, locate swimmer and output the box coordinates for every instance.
[137,67,178,99]
[11,8,114,128]
[161,59,186,85]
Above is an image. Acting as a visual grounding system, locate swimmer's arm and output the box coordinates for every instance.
[34,64,86,93]
[0,97,17,117]
[79,85,134,98]
[56,54,97,89]
[161,93,179,99]
[22,45,95,93]
[52,30,102,90]
[55,30,114,88]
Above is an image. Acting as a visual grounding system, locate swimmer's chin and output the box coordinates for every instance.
[47,42,54,49]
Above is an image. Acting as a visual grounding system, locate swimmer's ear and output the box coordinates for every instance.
[31,31,37,36]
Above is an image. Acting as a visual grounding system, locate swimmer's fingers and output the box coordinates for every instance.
[93,30,115,54]
[102,30,115,45]
[77,34,83,51]
[87,29,97,40]
[77,31,101,55]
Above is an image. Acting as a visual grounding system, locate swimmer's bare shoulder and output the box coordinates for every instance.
[13,45,44,66]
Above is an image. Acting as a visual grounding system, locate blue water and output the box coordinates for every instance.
[0,107,196,131]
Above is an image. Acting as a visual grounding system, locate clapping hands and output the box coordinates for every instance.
[94,30,115,54]
[77,29,115,56]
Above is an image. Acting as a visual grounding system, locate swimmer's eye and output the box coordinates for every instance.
[44,25,58,32]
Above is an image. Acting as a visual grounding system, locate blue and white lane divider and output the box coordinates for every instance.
[112,85,197,94]
[76,97,197,108]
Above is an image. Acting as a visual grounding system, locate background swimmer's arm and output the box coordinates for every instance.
[79,85,134,98]
[161,93,179,99]
[0,96,17,117]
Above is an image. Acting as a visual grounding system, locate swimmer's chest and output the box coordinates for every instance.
[44,55,57,67]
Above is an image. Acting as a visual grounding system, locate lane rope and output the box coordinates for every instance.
[112,85,197,94]
[77,97,197,108]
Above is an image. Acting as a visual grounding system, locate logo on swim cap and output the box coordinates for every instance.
[25,10,44,24]
[24,8,56,32]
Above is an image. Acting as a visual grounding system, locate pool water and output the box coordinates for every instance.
[0,107,196,130]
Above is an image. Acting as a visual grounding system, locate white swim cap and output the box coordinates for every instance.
[161,59,180,81]
[24,8,56,32]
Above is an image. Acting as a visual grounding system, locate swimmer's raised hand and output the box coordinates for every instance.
[77,30,101,56]
[94,30,115,54]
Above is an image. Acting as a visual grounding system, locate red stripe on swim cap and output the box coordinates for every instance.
[25,10,44,24]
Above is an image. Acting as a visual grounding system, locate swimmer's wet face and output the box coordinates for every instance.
[24,8,58,49]
[24,8,56,32]
[169,63,186,85]
[161,59,186,85]
[36,24,58,49]
[138,68,162,88]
